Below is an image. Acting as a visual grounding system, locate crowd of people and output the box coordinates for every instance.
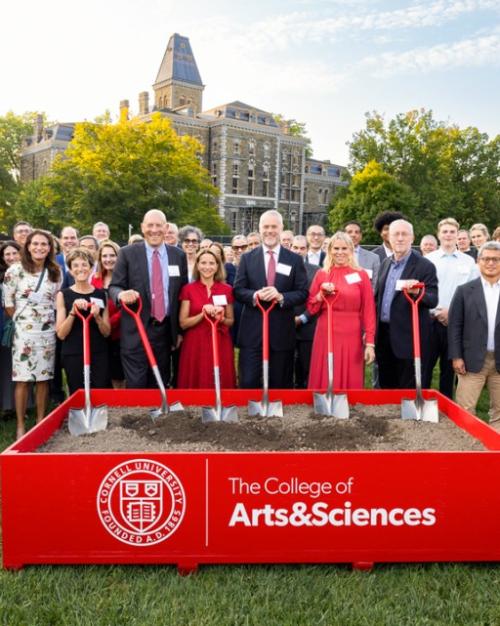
[1,210,499,439]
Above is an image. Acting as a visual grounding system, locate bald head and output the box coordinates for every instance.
[141,209,168,248]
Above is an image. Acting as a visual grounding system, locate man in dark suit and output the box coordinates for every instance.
[448,241,500,426]
[375,219,438,389]
[344,220,380,287]
[234,210,308,389]
[109,209,188,388]
[291,235,319,388]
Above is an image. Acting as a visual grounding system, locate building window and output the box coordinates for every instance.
[318,188,323,204]
[292,174,300,187]
[262,162,270,197]
[231,212,237,230]
[323,189,329,205]
[248,138,255,156]
[304,187,307,202]
[232,162,239,177]
[248,162,255,196]
[232,177,239,194]
[233,139,240,155]
[263,142,270,158]
[179,96,186,105]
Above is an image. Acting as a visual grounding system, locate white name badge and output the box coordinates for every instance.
[345,272,361,284]
[212,294,228,306]
[90,297,105,309]
[276,263,292,276]
[168,265,180,277]
[365,269,373,279]
[29,291,43,304]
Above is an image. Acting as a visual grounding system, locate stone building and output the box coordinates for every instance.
[21,115,74,182]
[21,33,346,234]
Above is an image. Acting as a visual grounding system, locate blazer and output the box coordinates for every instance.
[357,247,380,287]
[295,260,319,342]
[375,250,438,360]
[109,243,188,353]
[233,246,308,351]
[56,253,75,289]
[448,277,500,373]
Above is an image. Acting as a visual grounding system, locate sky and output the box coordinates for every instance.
[1,0,499,165]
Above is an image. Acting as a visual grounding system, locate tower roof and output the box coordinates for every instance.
[154,33,203,87]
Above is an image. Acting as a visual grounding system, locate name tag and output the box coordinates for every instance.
[364,269,373,279]
[212,294,228,306]
[90,297,105,309]
[396,279,413,291]
[276,263,292,276]
[345,272,361,284]
[168,265,180,277]
[29,291,43,304]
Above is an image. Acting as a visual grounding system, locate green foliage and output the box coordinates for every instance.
[13,113,226,240]
[0,111,45,230]
[329,161,418,243]
[272,113,313,157]
[346,109,500,237]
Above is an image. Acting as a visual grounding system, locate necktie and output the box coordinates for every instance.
[267,250,276,286]
[152,249,166,322]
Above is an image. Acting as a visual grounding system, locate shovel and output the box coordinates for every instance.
[248,296,283,418]
[68,304,109,436]
[122,296,184,419]
[401,282,439,422]
[201,309,239,424]
[313,289,349,419]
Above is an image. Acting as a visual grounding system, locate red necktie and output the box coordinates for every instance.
[152,249,166,322]
[267,250,276,286]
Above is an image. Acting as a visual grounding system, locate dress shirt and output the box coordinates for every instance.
[426,248,478,311]
[145,242,170,314]
[481,277,500,351]
[307,250,321,266]
[382,244,393,258]
[263,244,281,276]
[380,251,412,323]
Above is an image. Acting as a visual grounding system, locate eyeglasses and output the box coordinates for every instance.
[479,257,500,264]
[309,232,324,237]
[183,238,199,244]
[232,245,248,251]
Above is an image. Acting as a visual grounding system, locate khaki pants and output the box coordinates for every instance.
[456,352,500,424]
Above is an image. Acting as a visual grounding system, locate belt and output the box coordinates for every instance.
[150,316,169,327]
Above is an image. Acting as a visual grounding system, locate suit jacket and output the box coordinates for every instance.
[56,253,75,289]
[357,247,380,288]
[109,243,188,353]
[448,277,500,373]
[376,250,438,360]
[234,246,308,350]
[295,261,319,342]
[372,245,391,264]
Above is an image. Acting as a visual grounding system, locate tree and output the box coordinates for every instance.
[272,114,313,157]
[15,113,226,240]
[347,109,500,234]
[328,161,418,243]
[0,111,44,230]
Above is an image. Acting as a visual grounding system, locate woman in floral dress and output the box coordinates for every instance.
[3,230,61,438]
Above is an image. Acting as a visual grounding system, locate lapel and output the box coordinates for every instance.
[138,243,151,300]
[400,250,418,280]
[255,246,267,286]
[378,257,392,297]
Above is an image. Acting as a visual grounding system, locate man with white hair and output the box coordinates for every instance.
[92,221,110,242]
[234,210,308,388]
[375,219,438,389]
[110,209,188,388]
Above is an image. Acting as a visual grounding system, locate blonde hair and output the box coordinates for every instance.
[323,231,360,272]
[437,217,459,233]
[192,249,225,283]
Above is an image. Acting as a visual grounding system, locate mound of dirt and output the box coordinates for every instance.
[38,404,486,453]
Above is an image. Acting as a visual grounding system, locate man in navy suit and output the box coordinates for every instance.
[110,209,187,389]
[375,219,438,389]
[234,210,308,389]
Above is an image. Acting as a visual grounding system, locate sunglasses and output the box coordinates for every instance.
[183,238,199,244]
[232,245,248,251]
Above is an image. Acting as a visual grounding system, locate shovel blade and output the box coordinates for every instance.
[222,405,239,423]
[401,397,439,421]
[401,399,419,420]
[420,399,439,423]
[314,392,350,419]
[150,401,184,422]
[201,405,240,424]
[248,400,283,418]
[68,405,108,436]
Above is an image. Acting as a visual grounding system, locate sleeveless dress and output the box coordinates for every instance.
[307,266,376,389]
[178,281,236,388]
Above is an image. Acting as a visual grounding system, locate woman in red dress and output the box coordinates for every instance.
[178,249,236,388]
[307,232,376,390]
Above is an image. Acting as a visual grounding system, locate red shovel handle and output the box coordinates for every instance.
[122,295,158,367]
[320,289,339,354]
[255,295,277,362]
[402,282,425,359]
[203,309,222,368]
[73,303,93,367]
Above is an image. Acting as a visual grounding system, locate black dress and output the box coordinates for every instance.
[61,288,109,394]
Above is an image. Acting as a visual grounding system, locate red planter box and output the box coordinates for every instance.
[2,389,500,572]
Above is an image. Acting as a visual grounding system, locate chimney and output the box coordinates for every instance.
[119,99,130,120]
[35,114,43,142]
[139,91,149,115]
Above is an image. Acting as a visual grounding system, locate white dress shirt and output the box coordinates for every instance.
[481,277,500,351]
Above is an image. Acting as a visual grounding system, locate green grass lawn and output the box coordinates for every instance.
[0,374,498,625]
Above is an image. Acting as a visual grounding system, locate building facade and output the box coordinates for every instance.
[21,33,346,234]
